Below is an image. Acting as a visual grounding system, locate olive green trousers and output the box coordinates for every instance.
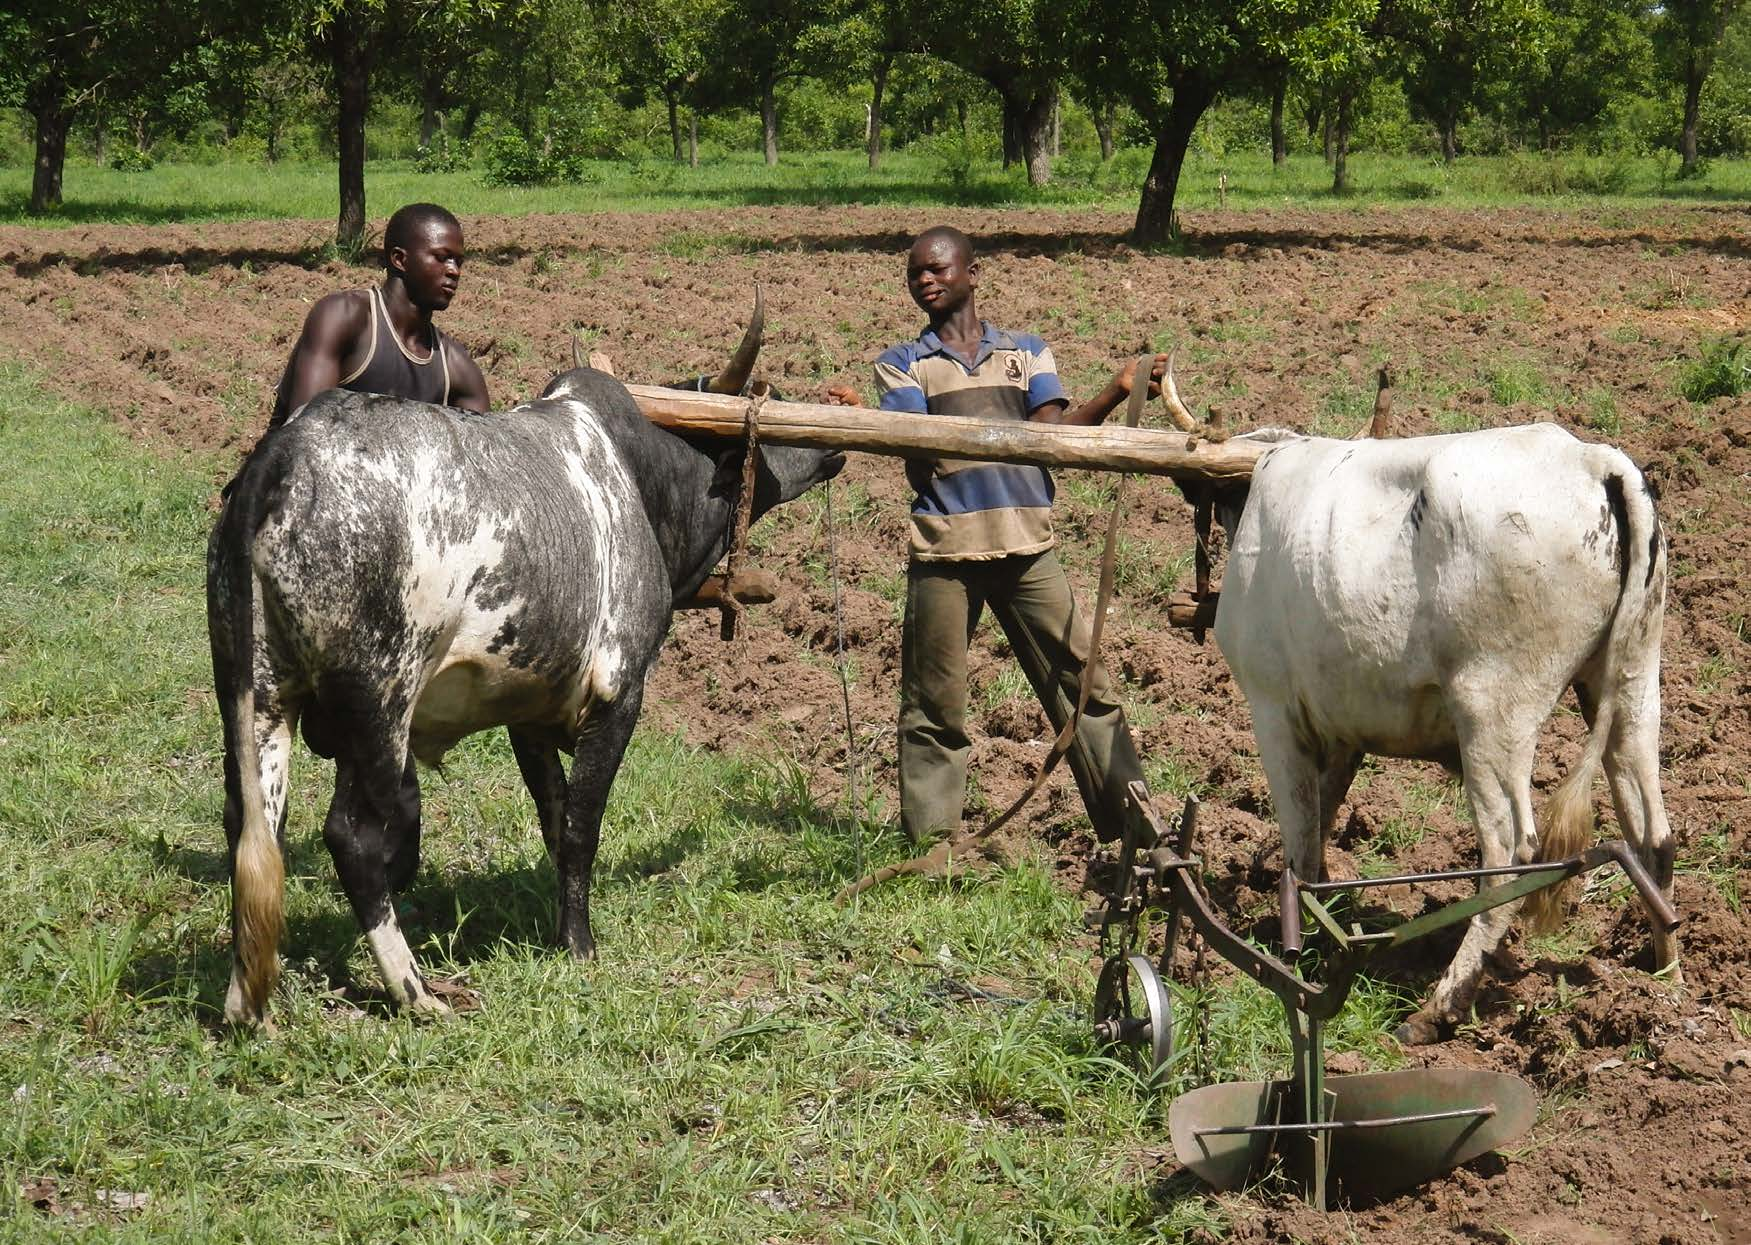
[898,549,1149,844]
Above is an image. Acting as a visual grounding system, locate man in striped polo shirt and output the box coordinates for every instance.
[827,225,1167,847]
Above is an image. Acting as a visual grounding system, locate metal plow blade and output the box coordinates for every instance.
[1170,1069,1538,1206]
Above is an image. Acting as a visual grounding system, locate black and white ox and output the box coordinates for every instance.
[1177,409,1676,1044]
[210,359,842,1027]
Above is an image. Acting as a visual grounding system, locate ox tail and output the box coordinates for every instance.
[217,452,286,1026]
[1525,465,1662,932]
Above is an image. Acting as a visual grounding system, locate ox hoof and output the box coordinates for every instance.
[223,1008,278,1036]
[1393,1010,1448,1047]
[406,993,453,1021]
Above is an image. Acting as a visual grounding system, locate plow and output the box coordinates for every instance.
[1087,785,1680,1208]
[622,366,1682,1210]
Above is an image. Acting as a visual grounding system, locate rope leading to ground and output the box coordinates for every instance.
[825,478,865,881]
[835,356,1156,905]
[719,389,768,641]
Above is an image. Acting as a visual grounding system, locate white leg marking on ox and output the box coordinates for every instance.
[365,915,449,1017]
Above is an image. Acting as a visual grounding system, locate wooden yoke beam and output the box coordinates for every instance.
[624,385,1265,484]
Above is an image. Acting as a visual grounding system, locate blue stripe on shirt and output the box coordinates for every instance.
[911,462,1055,516]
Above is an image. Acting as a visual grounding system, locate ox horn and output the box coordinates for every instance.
[571,336,583,370]
[707,284,766,395]
[1159,349,1200,432]
[1350,365,1393,439]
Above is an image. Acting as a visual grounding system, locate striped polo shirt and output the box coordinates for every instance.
[874,323,1066,562]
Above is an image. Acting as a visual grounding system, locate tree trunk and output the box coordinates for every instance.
[29,73,71,214]
[93,107,108,166]
[1440,115,1458,163]
[868,57,889,171]
[1019,90,1054,186]
[956,98,968,138]
[1132,76,1216,246]
[1323,112,1335,165]
[332,15,370,250]
[1001,98,1020,168]
[761,79,778,166]
[1680,56,1704,176]
[419,67,444,148]
[667,90,683,162]
[1095,100,1115,161]
[689,113,698,167]
[1050,91,1060,158]
[1271,78,1287,166]
[1332,91,1352,194]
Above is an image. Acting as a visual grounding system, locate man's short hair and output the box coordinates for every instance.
[384,203,462,269]
[913,225,973,262]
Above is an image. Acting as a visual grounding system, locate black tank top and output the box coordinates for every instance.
[269,287,455,428]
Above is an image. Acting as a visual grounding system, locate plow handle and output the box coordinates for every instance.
[1604,840,1681,934]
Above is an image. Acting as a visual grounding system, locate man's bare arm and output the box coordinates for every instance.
[282,291,372,414]
[1031,353,1168,426]
[446,345,491,411]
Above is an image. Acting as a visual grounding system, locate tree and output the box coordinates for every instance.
[1517,0,1651,149]
[699,0,841,166]
[819,0,912,170]
[1070,0,1376,244]
[1388,0,1546,162]
[3,0,210,212]
[277,0,525,247]
[1652,0,1745,174]
[604,0,719,162]
[916,0,1073,185]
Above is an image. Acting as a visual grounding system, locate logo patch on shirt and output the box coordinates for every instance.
[1003,354,1024,384]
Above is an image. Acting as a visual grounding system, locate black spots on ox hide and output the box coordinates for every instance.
[1640,474,1663,586]
[1603,474,1632,592]
[1406,488,1428,535]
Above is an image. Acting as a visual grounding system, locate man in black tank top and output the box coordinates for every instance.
[268,202,490,430]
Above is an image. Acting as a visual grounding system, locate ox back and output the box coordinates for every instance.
[1211,423,1675,1042]
[209,368,840,1027]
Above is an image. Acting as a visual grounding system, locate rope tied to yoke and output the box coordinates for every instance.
[834,356,1158,905]
[719,388,768,641]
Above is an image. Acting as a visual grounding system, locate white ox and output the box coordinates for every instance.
[1204,422,1676,1043]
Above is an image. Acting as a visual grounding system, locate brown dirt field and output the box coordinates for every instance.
[3,203,1747,1243]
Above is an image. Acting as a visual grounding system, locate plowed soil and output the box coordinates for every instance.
[3,203,1746,1243]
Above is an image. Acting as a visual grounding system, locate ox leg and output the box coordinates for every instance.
[323,753,447,1017]
[557,690,644,961]
[1251,708,1349,884]
[1401,733,1538,1045]
[509,728,567,862]
[1604,684,1680,977]
[385,757,423,893]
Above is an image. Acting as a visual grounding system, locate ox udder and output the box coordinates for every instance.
[1210,423,1675,1043]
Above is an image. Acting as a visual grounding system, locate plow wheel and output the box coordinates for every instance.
[1092,952,1173,1077]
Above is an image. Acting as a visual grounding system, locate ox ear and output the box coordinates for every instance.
[710,447,744,495]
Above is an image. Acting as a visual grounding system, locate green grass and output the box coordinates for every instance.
[1678,337,1751,403]
[5,148,1751,230]
[0,364,1433,1240]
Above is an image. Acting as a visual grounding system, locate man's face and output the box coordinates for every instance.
[906,236,976,318]
[391,220,465,312]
